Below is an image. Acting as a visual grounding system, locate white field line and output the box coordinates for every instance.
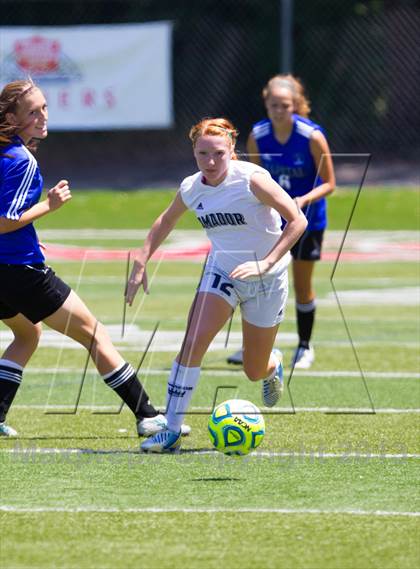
[10,404,420,414]
[2,448,419,459]
[20,367,420,379]
[4,339,417,350]
[0,505,418,517]
[1,335,418,350]
[1,326,419,349]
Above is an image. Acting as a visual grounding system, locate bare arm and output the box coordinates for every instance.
[246,134,262,165]
[125,192,188,305]
[229,173,307,279]
[0,180,71,234]
[296,130,335,208]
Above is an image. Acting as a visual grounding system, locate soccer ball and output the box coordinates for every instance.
[208,399,265,456]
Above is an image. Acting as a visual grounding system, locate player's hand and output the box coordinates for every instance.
[125,259,149,305]
[47,180,72,211]
[229,259,270,280]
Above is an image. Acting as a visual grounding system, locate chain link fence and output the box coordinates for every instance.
[294,0,420,158]
[2,0,419,187]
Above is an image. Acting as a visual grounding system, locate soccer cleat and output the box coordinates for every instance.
[140,428,182,453]
[0,422,17,437]
[262,349,284,407]
[137,414,191,437]
[291,345,315,370]
[179,423,191,436]
[226,348,244,365]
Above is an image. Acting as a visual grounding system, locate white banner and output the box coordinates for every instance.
[0,22,173,130]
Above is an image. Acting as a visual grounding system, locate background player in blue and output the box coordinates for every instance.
[0,79,190,438]
[227,74,335,369]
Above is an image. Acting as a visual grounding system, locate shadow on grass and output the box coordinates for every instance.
[190,477,243,482]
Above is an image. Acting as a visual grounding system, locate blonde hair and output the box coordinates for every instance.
[0,78,39,151]
[189,117,239,159]
[262,74,311,118]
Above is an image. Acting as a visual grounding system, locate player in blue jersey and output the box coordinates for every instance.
[0,79,190,438]
[227,74,335,369]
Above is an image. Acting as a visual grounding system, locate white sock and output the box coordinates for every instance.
[165,361,201,432]
[0,359,24,371]
[101,360,126,380]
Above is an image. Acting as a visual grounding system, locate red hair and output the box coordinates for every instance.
[189,118,239,159]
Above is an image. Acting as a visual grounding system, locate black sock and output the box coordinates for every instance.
[103,362,158,420]
[0,362,23,423]
[296,300,316,349]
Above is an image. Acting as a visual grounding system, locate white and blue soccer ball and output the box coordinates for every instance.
[208,399,265,456]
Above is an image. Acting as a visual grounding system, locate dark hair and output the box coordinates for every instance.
[0,79,39,152]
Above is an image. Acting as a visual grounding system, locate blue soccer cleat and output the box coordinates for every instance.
[0,422,17,437]
[140,428,182,453]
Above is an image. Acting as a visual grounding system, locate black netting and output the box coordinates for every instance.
[295,1,420,158]
[2,0,419,187]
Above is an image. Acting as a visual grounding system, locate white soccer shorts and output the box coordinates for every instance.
[198,260,288,328]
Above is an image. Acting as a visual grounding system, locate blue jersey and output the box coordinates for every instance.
[251,115,327,231]
[0,137,45,264]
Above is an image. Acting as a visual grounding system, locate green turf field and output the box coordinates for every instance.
[36,186,420,231]
[1,188,419,569]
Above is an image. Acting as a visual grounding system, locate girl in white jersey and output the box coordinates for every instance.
[0,79,189,439]
[126,118,307,453]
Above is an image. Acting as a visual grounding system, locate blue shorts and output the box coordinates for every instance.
[198,261,288,328]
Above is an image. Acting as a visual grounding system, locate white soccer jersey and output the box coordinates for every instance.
[179,160,291,276]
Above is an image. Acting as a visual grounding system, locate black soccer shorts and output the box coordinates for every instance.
[0,263,71,324]
[290,229,324,261]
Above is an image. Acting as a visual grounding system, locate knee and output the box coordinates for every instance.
[32,322,42,343]
[15,322,42,348]
[294,287,309,303]
[71,319,109,350]
[92,321,107,338]
[86,320,110,347]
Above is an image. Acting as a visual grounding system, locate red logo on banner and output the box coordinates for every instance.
[14,36,61,73]
[6,33,117,116]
